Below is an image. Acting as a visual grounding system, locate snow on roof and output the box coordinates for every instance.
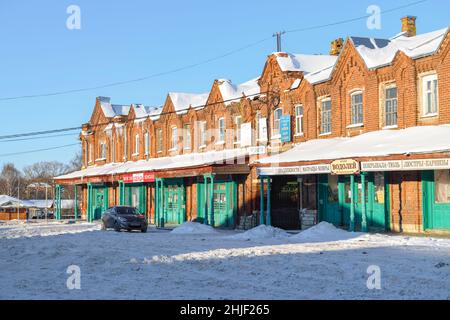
[99,97,131,118]
[0,195,35,208]
[257,125,450,165]
[28,200,75,209]
[55,148,248,180]
[289,79,302,90]
[168,92,209,114]
[351,27,449,69]
[275,53,338,73]
[217,77,260,105]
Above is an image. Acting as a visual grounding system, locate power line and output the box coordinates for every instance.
[0,143,80,158]
[0,37,272,102]
[0,0,428,103]
[0,91,273,140]
[0,133,79,143]
[285,0,428,34]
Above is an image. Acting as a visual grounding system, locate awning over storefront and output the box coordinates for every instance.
[55,148,249,181]
[256,125,450,166]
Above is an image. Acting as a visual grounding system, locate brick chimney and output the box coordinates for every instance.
[330,38,344,56]
[401,16,417,37]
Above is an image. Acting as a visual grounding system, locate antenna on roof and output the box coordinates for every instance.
[272,31,286,52]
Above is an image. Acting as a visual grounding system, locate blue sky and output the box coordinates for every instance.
[0,0,449,169]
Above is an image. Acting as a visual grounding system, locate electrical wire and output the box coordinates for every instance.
[0,143,80,157]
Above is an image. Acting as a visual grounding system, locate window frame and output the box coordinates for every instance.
[156,128,163,153]
[421,73,439,117]
[234,115,242,144]
[294,105,304,136]
[320,98,332,135]
[183,124,191,150]
[170,126,178,151]
[217,117,225,144]
[144,132,149,156]
[133,134,140,156]
[350,91,363,126]
[272,108,283,138]
[384,85,398,128]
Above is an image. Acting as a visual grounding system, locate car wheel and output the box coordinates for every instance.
[114,222,121,232]
[141,227,147,233]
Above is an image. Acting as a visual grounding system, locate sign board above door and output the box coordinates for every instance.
[123,172,155,184]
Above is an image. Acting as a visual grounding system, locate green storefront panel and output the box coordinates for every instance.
[318,173,389,231]
[422,170,450,230]
[123,183,147,215]
[88,184,109,221]
[197,180,236,228]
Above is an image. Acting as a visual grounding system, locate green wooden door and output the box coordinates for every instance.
[164,179,185,225]
[197,180,235,228]
[124,184,147,215]
[422,170,450,230]
[91,186,108,220]
[318,175,341,226]
[341,174,388,231]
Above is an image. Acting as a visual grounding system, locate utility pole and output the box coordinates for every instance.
[272,31,286,52]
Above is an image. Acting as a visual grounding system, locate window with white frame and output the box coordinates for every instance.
[273,108,282,136]
[422,74,438,116]
[320,98,332,134]
[156,129,162,153]
[198,121,207,148]
[111,136,116,162]
[350,91,363,125]
[134,134,140,155]
[295,105,304,135]
[171,126,178,150]
[183,124,191,150]
[385,86,398,127]
[218,118,225,143]
[144,132,149,155]
[234,116,242,144]
[86,141,91,164]
[123,133,127,160]
[99,141,106,159]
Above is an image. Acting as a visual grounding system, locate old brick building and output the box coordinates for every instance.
[56,17,450,233]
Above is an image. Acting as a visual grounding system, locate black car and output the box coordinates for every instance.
[101,206,148,232]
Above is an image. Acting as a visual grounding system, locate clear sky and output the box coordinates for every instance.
[0,0,449,169]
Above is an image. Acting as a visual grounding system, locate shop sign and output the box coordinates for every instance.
[257,164,331,176]
[361,158,450,172]
[240,122,252,147]
[280,115,291,143]
[330,159,360,175]
[123,172,155,184]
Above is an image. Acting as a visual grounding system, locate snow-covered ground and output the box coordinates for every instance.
[0,221,449,299]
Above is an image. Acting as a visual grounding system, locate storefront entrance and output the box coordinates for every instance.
[422,170,450,230]
[318,173,389,231]
[197,179,236,228]
[163,178,186,225]
[124,183,147,215]
[88,184,109,221]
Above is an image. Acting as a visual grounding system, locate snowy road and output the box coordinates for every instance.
[0,221,449,299]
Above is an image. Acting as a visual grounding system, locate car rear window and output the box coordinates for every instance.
[116,207,138,215]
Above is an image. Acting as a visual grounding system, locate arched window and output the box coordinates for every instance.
[295,105,304,135]
[134,134,140,155]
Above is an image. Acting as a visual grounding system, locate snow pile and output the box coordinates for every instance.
[169,92,209,114]
[227,224,290,241]
[0,222,100,239]
[170,222,217,235]
[290,222,362,242]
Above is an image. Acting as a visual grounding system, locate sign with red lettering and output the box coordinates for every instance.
[123,172,155,183]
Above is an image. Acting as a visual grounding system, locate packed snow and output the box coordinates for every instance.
[170,222,217,234]
[226,224,290,241]
[1,220,449,299]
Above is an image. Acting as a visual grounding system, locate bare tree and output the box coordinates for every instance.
[0,163,23,197]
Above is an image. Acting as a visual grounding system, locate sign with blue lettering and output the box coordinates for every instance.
[280,115,291,143]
